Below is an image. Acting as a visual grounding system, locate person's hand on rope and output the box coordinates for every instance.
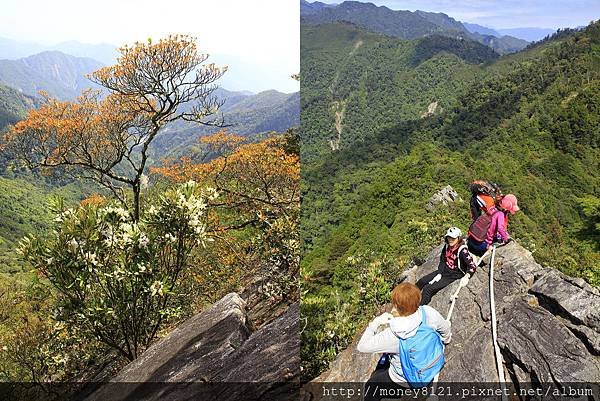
[459,275,470,288]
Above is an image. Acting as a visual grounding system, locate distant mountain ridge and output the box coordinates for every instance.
[0,51,103,100]
[300,0,336,15]
[0,36,118,66]
[462,22,500,37]
[300,0,529,54]
[463,24,557,43]
[496,27,557,42]
[0,37,296,94]
[151,88,300,158]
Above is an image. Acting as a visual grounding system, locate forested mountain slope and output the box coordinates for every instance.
[0,177,84,274]
[300,20,600,379]
[301,22,498,162]
[0,83,37,131]
[300,0,529,55]
[0,51,103,100]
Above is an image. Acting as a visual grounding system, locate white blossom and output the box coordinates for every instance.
[138,233,150,248]
[150,281,165,296]
[140,174,149,189]
[84,252,99,266]
[68,238,79,252]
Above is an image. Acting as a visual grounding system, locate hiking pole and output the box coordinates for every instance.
[489,245,508,401]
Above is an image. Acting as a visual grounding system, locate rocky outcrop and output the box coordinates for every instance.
[85,293,299,401]
[420,101,442,118]
[425,185,462,212]
[305,242,600,399]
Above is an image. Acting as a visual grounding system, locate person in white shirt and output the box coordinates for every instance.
[357,282,452,400]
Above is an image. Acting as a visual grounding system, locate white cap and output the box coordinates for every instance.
[445,227,462,238]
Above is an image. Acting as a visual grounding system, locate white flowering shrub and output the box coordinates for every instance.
[18,181,217,360]
[254,212,299,301]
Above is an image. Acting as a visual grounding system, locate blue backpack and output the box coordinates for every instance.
[394,307,445,388]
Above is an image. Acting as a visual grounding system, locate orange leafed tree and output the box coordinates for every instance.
[153,129,300,300]
[3,35,227,221]
[153,130,300,231]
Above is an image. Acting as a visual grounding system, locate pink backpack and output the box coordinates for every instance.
[468,210,498,242]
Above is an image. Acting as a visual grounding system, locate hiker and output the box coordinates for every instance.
[467,194,520,257]
[357,282,451,400]
[469,180,503,221]
[415,227,478,306]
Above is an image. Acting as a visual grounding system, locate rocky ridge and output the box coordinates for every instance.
[425,185,462,212]
[304,242,600,399]
[84,293,299,401]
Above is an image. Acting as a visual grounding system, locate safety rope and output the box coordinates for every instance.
[445,282,462,321]
[446,246,491,321]
[489,245,508,401]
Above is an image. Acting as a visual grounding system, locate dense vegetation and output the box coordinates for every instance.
[0,37,299,400]
[300,20,600,379]
[0,177,85,274]
[0,83,37,131]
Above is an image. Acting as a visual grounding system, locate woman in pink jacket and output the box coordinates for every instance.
[467,194,520,256]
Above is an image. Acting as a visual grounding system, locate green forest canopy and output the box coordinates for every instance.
[300,21,600,379]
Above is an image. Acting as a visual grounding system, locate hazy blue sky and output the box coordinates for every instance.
[317,0,599,29]
[0,0,299,93]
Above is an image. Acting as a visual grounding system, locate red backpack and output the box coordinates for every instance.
[468,210,499,242]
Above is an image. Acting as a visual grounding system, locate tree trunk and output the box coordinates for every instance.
[133,181,141,222]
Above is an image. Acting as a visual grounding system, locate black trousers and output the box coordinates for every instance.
[416,270,462,305]
[364,369,409,401]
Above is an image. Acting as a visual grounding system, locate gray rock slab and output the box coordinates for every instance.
[530,269,600,332]
[85,293,300,401]
[306,241,600,396]
[498,297,600,383]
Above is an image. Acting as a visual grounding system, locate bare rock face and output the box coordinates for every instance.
[304,242,600,399]
[529,269,600,332]
[211,303,300,392]
[421,101,442,118]
[85,293,299,401]
[425,185,462,212]
[498,298,599,384]
[313,344,379,383]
